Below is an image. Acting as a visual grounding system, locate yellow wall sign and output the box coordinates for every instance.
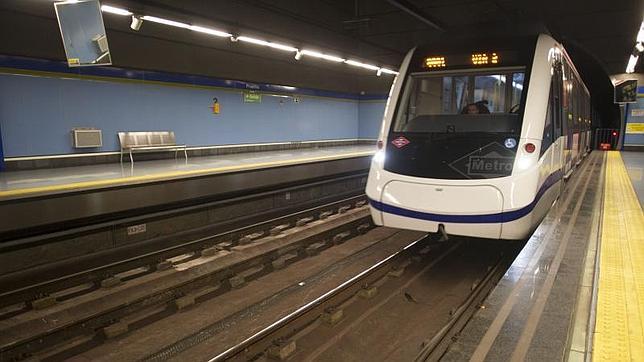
[626,123,644,134]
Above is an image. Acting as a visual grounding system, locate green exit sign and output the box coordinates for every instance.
[243,92,262,103]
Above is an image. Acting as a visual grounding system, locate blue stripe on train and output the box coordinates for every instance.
[369,170,563,224]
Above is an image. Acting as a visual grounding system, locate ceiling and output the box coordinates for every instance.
[102,0,643,74]
[0,0,641,124]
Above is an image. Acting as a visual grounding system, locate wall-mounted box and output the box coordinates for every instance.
[72,128,102,148]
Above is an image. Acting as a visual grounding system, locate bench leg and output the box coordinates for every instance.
[184,148,188,161]
[130,150,134,165]
[120,149,123,164]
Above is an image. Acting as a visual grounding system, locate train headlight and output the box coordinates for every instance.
[373,150,386,164]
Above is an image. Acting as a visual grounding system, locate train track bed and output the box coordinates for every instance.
[0,198,370,360]
[204,237,520,362]
[1,200,522,362]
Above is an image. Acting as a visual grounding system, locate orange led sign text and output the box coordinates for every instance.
[424,56,446,68]
[471,52,499,65]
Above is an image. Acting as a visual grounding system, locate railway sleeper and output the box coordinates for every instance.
[305,241,329,256]
[0,211,370,360]
[321,307,344,326]
[272,253,299,270]
[270,224,291,236]
[295,216,314,226]
[338,205,352,214]
[333,231,352,244]
[239,231,266,245]
[267,338,297,361]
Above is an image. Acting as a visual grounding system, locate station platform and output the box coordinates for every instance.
[443,151,644,361]
[0,145,374,238]
[0,145,374,200]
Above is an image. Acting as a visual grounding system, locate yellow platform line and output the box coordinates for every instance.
[593,151,644,361]
[0,151,374,199]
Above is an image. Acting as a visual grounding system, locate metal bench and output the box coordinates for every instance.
[118,131,187,164]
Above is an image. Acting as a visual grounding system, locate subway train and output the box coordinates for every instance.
[366,34,592,240]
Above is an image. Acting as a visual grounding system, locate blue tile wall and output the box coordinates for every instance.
[0,72,386,157]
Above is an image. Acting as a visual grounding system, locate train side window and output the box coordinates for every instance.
[541,87,554,156]
[552,66,563,139]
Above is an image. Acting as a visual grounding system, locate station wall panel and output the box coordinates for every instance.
[623,86,644,149]
[358,101,386,139]
[0,72,387,157]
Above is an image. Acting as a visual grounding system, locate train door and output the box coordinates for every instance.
[551,64,565,189]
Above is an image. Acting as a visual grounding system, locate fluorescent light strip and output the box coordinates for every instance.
[141,15,190,29]
[637,20,644,43]
[190,25,231,37]
[379,68,399,75]
[99,4,398,75]
[266,42,298,52]
[236,36,298,52]
[101,5,132,16]
[626,54,639,73]
[300,50,345,63]
[345,59,380,71]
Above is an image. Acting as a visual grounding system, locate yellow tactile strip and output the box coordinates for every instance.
[0,151,374,200]
[594,151,644,361]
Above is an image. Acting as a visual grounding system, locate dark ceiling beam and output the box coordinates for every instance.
[385,0,445,32]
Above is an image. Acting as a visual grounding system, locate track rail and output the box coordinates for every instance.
[0,197,373,361]
[208,235,447,361]
[0,194,366,312]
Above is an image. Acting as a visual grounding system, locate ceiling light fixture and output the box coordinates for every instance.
[637,20,644,43]
[378,68,399,75]
[626,54,639,73]
[345,60,380,71]
[141,15,190,29]
[99,3,398,76]
[190,25,231,38]
[101,5,132,16]
[130,15,143,31]
[237,36,298,52]
[300,50,345,63]
[636,42,644,53]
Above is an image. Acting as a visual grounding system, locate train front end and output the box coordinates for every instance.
[366,36,549,240]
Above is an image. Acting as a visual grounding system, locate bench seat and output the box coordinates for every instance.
[118,131,187,164]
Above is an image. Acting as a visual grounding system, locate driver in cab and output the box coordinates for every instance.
[461,100,490,114]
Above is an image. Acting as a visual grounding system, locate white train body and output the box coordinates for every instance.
[366,34,591,240]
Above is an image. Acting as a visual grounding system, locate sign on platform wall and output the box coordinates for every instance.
[614,79,638,103]
[626,123,644,134]
[54,0,111,67]
[243,91,262,103]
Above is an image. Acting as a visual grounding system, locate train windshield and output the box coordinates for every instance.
[386,69,527,180]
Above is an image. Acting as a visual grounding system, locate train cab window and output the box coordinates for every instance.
[511,73,524,112]
[388,69,527,180]
[393,71,526,132]
[473,75,505,112]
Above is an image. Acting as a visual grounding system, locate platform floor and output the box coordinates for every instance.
[0,145,374,200]
[443,151,644,361]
